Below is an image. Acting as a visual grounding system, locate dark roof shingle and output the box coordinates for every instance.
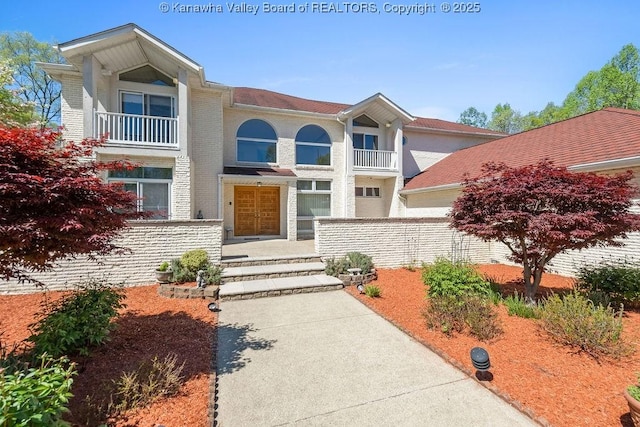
[403,108,640,191]
[232,87,500,135]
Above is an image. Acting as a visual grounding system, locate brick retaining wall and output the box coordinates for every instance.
[0,220,223,294]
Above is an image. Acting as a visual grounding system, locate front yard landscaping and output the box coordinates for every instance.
[2,263,640,426]
[346,264,640,427]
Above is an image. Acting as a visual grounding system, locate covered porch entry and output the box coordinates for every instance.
[219,167,298,241]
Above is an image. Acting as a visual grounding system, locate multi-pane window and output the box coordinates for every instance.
[355,186,380,197]
[108,167,172,219]
[297,180,331,234]
[296,125,331,165]
[120,92,175,143]
[352,133,378,150]
[236,119,278,163]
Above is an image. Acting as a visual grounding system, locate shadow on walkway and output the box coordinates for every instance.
[216,322,277,375]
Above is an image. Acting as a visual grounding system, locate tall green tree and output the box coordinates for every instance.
[488,103,523,134]
[0,60,33,127]
[458,106,488,128]
[561,44,640,117]
[0,32,65,127]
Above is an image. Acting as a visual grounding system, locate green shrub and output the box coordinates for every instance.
[539,292,632,359]
[424,295,502,341]
[112,353,184,413]
[204,265,223,286]
[170,258,192,283]
[422,257,491,299]
[346,252,373,275]
[324,253,373,276]
[324,256,349,277]
[157,261,170,272]
[180,249,210,273]
[28,282,125,358]
[503,293,540,319]
[629,373,640,401]
[0,354,75,427]
[364,285,381,298]
[575,259,640,307]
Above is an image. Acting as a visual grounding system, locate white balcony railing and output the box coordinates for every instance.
[94,111,179,147]
[353,148,398,170]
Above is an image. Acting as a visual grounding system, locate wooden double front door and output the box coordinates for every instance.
[234,186,280,236]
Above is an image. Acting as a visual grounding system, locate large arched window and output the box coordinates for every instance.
[295,125,331,165]
[236,119,277,163]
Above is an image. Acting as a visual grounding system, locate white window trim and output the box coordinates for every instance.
[108,177,173,219]
[119,90,176,118]
[297,180,332,232]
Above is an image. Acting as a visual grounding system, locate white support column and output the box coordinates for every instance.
[287,181,298,241]
[172,68,193,219]
[344,117,356,217]
[389,119,405,217]
[82,55,101,138]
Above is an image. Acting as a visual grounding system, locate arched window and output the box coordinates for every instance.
[236,119,277,163]
[295,125,331,165]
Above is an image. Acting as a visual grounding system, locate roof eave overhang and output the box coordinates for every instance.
[404,125,505,139]
[218,173,298,182]
[338,92,415,124]
[568,155,640,172]
[57,23,215,88]
[35,62,80,80]
[231,102,339,120]
[400,182,461,195]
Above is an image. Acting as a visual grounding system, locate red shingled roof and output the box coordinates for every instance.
[406,117,505,136]
[233,87,349,115]
[232,87,499,135]
[403,108,640,191]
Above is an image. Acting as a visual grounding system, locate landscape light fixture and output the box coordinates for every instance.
[208,302,219,312]
[470,347,491,381]
[357,283,365,294]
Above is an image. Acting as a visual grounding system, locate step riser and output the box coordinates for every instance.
[222,269,325,283]
[220,284,343,301]
[221,256,321,268]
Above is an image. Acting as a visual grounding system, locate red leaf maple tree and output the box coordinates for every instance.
[450,160,640,301]
[0,126,146,283]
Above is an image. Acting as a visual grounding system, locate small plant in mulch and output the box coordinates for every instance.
[364,284,381,298]
[324,252,374,277]
[170,249,223,285]
[112,353,185,412]
[539,291,633,359]
[575,258,640,308]
[503,292,541,319]
[422,257,492,299]
[424,295,502,341]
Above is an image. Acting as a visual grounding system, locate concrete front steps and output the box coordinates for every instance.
[219,254,343,301]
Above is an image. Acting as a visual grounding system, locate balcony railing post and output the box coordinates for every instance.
[92,111,179,147]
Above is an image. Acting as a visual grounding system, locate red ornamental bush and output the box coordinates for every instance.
[450,160,640,301]
[0,126,146,283]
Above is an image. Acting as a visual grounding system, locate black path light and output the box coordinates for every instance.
[470,347,492,381]
[208,302,219,312]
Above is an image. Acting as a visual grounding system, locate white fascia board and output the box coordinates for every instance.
[338,92,415,123]
[232,103,337,120]
[404,125,505,139]
[568,156,640,172]
[36,62,80,78]
[399,182,461,195]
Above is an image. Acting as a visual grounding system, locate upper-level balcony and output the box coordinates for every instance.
[94,111,179,148]
[353,148,398,171]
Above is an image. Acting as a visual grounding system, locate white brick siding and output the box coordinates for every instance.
[173,155,193,219]
[59,75,84,142]
[0,220,223,295]
[314,217,492,267]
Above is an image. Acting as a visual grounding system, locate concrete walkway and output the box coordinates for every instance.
[216,292,538,427]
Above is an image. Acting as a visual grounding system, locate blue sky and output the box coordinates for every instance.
[2,1,639,121]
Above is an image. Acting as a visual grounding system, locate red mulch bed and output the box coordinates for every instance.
[3,265,640,426]
[345,265,640,427]
[0,284,216,427]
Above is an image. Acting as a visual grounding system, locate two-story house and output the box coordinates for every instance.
[40,23,503,241]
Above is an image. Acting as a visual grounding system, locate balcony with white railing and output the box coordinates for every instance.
[353,149,398,171]
[94,111,179,148]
